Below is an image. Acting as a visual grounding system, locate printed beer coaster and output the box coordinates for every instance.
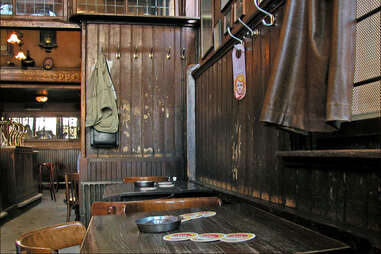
[180,213,203,220]
[221,233,256,243]
[191,233,226,242]
[198,211,216,217]
[180,215,194,222]
[163,232,198,241]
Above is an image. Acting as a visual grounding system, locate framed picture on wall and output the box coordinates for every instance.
[234,0,246,23]
[220,0,230,11]
[223,7,232,34]
[201,0,213,58]
[0,30,13,57]
[214,20,223,50]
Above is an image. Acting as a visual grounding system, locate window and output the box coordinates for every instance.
[0,0,64,16]
[76,0,174,16]
[11,116,79,140]
[352,0,381,120]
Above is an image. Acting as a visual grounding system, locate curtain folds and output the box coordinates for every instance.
[260,0,356,134]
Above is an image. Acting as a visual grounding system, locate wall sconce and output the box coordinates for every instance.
[15,51,26,61]
[39,30,57,53]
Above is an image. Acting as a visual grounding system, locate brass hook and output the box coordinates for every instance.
[149,47,154,59]
[180,48,186,60]
[166,47,171,60]
[133,46,138,59]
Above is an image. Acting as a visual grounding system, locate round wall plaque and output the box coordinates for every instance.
[42,57,54,70]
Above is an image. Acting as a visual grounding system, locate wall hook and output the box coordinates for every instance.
[166,47,171,60]
[253,0,275,26]
[180,48,186,60]
[149,47,154,59]
[238,18,259,38]
[227,27,243,50]
[116,46,121,59]
[133,46,138,59]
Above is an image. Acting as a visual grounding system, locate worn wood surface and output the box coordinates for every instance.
[82,23,197,181]
[102,181,214,201]
[91,196,221,216]
[81,203,349,254]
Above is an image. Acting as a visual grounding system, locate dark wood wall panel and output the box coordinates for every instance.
[34,149,80,178]
[194,4,381,247]
[83,23,197,181]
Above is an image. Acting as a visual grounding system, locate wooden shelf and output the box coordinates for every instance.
[276,149,381,159]
[0,67,81,83]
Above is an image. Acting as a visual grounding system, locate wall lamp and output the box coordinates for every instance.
[7,31,26,61]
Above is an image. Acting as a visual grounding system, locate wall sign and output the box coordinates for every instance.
[232,44,246,100]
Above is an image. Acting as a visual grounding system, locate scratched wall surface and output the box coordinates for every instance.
[83,23,198,181]
[194,4,381,246]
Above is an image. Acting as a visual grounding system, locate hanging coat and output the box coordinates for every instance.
[86,52,119,133]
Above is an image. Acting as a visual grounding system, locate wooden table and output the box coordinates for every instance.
[80,203,350,253]
[102,181,215,201]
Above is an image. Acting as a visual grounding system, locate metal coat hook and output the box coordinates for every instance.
[253,0,275,26]
[116,46,121,59]
[180,48,186,60]
[149,47,154,59]
[166,47,171,60]
[133,46,138,59]
[238,18,259,38]
[227,27,243,50]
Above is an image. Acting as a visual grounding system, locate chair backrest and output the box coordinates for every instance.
[122,176,169,183]
[65,173,80,205]
[15,221,86,254]
[39,162,55,183]
[91,197,222,216]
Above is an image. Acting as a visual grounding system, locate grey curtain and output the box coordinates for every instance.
[260,0,356,134]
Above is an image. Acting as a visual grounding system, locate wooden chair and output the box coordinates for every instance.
[91,197,222,216]
[15,221,86,254]
[65,173,80,222]
[39,162,57,201]
[122,176,169,183]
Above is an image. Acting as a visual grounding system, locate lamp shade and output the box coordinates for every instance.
[35,95,48,103]
[7,32,21,44]
[15,51,26,60]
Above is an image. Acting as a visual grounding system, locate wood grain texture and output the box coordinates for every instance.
[83,23,197,181]
[81,203,349,253]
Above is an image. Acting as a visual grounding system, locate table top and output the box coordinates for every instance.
[80,203,350,253]
[102,181,214,201]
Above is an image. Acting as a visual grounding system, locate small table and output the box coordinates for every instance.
[80,203,350,253]
[102,181,215,201]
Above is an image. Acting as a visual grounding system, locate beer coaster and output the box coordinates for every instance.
[191,233,225,242]
[180,215,193,222]
[221,233,256,243]
[180,213,203,220]
[198,211,216,217]
[163,232,198,241]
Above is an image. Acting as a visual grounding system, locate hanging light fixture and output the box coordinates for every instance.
[7,32,21,44]
[35,95,48,103]
[15,51,26,60]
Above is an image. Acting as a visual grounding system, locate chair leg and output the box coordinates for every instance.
[66,201,71,222]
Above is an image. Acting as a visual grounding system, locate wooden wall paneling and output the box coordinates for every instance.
[131,25,143,158]
[120,25,133,156]
[152,26,165,159]
[109,24,121,156]
[174,27,183,160]
[142,25,154,161]
[367,171,381,232]
[216,57,223,189]
[164,27,175,159]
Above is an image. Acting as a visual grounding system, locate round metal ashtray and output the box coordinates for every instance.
[136,216,181,233]
[134,180,155,188]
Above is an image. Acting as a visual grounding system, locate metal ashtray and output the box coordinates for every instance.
[134,180,155,188]
[136,216,181,233]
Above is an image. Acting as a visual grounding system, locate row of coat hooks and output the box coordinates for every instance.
[101,46,186,60]
[227,0,275,49]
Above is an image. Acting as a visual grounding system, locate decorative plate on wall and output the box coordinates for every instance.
[42,57,54,70]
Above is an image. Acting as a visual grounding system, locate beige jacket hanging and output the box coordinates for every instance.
[85,52,119,133]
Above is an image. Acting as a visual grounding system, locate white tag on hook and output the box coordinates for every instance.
[232,43,246,100]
